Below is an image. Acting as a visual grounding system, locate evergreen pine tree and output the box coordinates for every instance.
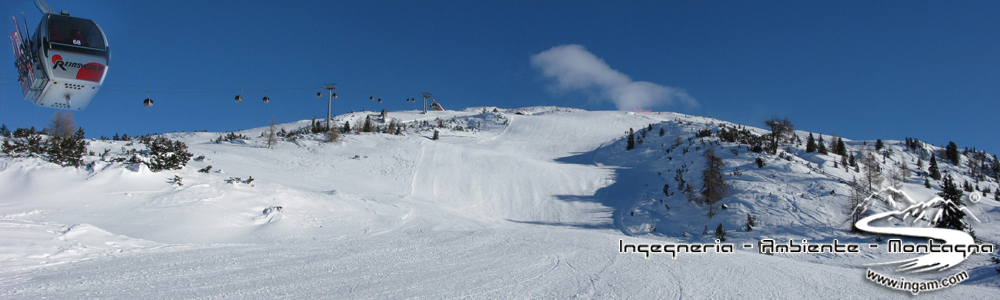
[841,155,848,169]
[343,121,351,133]
[0,124,8,137]
[46,130,86,167]
[806,133,816,153]
[746,214,756,231]
[946,141,959,164]
[714,223,726,241]
[432,130,440,140]
[626,128,635,151]
[929,156,941,180]
[817,135,828,154]
[836,138,847,156]
[362,116,374,132]
[925,178,931,188]
[935,174,966,231]
[849,153,856,167]
[387,120,397,135]
[875,139,884,151]
[659,127,665,137]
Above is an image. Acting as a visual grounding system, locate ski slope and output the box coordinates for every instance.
[1,107,998,298]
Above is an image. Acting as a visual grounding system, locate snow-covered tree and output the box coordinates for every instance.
[935,174,966,231]
[46,129,86,167]
[144,136,193,172]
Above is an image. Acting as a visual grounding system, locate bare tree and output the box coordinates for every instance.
[48,111,77,139]
[846,176,866,233]
[967,151,983,181]
[702,148,727,217]
[900,160,912,179]
[266,117,279,149]
[859,145,883,191]
[325,128,340,143]
[887,164,904,189]
[828,132,839,156]
[762,116,793,155]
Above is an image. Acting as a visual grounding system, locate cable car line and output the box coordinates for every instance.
[82,82,425,106]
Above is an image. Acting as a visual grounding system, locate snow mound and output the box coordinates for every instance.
[253,206,283,225]
[0,220,160,270]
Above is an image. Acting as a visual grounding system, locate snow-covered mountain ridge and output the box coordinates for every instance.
[1,106,998,298]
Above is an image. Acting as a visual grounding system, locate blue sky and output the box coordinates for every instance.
[3,0,998,154]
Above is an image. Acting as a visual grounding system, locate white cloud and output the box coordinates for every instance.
[530,44,698,111]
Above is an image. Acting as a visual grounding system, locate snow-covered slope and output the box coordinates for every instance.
[1,107,998,298]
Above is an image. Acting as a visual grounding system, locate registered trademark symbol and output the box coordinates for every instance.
[969,192,981,203]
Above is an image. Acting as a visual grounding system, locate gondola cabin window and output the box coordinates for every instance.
[47,15,106,50]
